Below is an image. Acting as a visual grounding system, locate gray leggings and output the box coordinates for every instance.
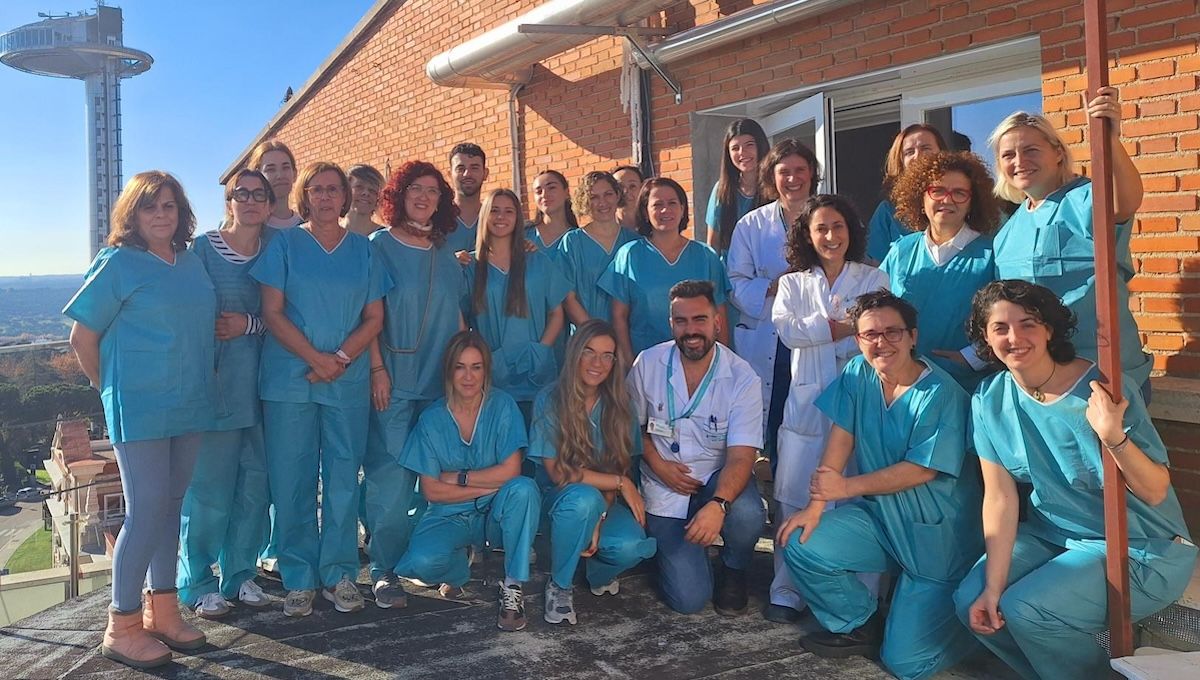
[111,433,201,612]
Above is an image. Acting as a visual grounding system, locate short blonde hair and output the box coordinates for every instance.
[988,112,1075,204]
[292,162,351,221]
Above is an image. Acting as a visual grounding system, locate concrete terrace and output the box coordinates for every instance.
[0,549,1018,680]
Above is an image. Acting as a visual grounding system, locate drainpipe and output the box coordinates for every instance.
[509,84,525,200]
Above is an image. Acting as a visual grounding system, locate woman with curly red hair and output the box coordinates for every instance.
[360,161,465,608]
[882,151,1001,390]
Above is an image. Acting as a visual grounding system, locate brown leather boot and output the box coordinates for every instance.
[143,588,206,651]
[101,606,171,669]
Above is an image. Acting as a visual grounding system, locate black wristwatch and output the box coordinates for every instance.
[710,496,729,514]
[457,469,469,487]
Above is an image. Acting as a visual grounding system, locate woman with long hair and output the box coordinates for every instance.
[360,161,464,608]
[729,138,821,468]
[599,177,731,363]
[249,139,303,229]
[526,169,579,252]
[177,170,275,619]
[467,188,569,412]
[559,171,640,325]
[706,118,769,257]
[529,320,656,625]
[883,151,1000,390]
[767,194,889,624]
[65,171,216,668]
[954,280,1195,680]
[988,88,1152,397]
[393,331,541,632]
[250,161,390,618]
[866,124,946,262]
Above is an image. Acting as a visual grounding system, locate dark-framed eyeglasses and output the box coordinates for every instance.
[855,327,909,344]
[230,188,270,203]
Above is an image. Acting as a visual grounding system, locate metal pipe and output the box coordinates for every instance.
[509,84,525,201]
[640,0,857,67]
[426,0,676,89]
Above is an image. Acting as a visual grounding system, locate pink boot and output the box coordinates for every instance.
[143,589,206,651]
[101,607,171,669]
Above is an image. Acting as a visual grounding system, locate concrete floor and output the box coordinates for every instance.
[0,547,1019,680]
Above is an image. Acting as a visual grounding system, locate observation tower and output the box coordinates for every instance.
[0,4,152,260]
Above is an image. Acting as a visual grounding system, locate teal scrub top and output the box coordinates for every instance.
[971,365,1191,548]
[191,231,273,431]
[527,381,643,492]
[866,199,911,263]
[597,238,731,357]
[464,249,570,401]
[443,215,478,254]
[249,226,392,407]
[63,246,217,444]
[705,183,757,257]
[371,230,466,401]
[881,231,996,391]
[993,177,1151,387]
[556,227,639,322]
[401,389,528,516]
[525,223,573,255]
[816,355,983,582]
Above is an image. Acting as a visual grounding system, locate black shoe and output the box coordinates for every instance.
[801,613,882,659]
[713,564,748,616]
[763,603,801,624]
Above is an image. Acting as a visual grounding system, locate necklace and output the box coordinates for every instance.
[1017,362,1057,402]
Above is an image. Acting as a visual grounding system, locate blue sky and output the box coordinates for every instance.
[0,0,376,276]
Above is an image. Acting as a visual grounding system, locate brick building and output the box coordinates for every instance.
[42,419,121,565]
[223,0,1200,528]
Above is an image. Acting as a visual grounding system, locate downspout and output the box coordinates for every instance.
[509,83,525,201]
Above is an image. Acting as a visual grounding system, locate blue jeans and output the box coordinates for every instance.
[644,472,765,614]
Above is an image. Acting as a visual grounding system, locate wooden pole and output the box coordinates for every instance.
[1083,0,1133,658]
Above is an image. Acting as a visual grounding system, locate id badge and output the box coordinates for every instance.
[647,417,673,437]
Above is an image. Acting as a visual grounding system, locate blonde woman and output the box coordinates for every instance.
[529,320,656,625]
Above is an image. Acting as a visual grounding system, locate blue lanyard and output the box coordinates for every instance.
[666,345,720,424]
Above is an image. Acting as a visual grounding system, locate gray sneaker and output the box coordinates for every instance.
[590,579,620,596]
[283,589,315,617]
[323,576,365,613]
[543,581,576,625]
[373,573,408,609]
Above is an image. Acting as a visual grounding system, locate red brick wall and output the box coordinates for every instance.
[252,0,1200,530]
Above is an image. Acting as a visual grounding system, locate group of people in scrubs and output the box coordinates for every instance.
[65,84,1194,679]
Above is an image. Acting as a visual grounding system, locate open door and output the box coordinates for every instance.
[761,92,834,193]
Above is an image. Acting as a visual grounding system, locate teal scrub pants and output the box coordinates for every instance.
[784,503,977,680]
[545,483,657,590]
[395,476,540,587]
[361,399,421,582]
[953,529,1197,680]
[263,399,369,591]
[177,425,270,604]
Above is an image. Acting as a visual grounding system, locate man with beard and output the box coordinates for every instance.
[445,142,489,254]
[626,280,765,615]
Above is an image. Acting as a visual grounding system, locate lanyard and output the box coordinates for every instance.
[666,345,720,424]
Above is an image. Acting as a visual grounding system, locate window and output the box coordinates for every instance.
[101,493,124,522]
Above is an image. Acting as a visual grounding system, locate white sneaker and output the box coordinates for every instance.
[194,592,231,619]
[590,580,620,596]
[323,576,365,613]
[238,579,270,608]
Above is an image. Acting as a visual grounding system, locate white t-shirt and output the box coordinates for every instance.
[627,340,764,519]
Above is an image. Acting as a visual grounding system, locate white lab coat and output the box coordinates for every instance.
[727,201,791,427]
[769,262,890,509]
[627,340,764,519]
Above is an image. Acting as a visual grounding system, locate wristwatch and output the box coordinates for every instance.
[710,496,729,514]
[457,469,469,487]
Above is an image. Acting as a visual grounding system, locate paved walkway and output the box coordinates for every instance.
[0,548,1019,679]
[0,500,44,569]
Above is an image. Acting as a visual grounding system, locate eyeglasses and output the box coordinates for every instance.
[406,184,442,198]
[581,348,617,366]
[855,327,909,344]
[925,185,971,204]
[305,184,343,197]
[230,188,270,203]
